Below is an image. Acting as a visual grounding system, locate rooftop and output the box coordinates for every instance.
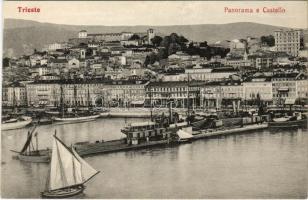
[28,78,149,85]
[148,80,204,87]
[272,72,306,79]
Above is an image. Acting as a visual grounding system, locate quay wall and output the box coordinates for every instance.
[193,123,268,140]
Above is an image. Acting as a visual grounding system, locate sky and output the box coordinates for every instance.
[2,1,308,28]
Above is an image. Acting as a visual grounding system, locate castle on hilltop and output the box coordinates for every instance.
[72,29,155,45]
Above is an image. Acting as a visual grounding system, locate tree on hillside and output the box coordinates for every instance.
[129,34,140,40]
[169,33,179,43]
[260,35,275,46]
[168,43,182,55]
[159,33,189,55]
[144,53,158,66]
[161,36,171,48]
[200,41,208,48]
[151,36,163,47]
[157,48,168,60]
[3,57,10,67]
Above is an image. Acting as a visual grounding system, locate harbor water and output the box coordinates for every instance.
[1,118,307,198]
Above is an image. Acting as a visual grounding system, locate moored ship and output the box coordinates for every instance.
[11,125,50,163]
[2,88,32,131]
[269,112,307,128]
[2,116,32,131]
[54,84,100,124]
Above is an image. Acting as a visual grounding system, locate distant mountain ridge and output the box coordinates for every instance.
[3,18,290,57]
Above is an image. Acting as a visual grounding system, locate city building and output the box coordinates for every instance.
[243,77,273,105]
[185,67,239,82]
[200,80,243,110]
[255,57,273,69]
[168,51,191,61]
[49,59,68,68]
[78,30,88,38]
[45,42,68,51]
[25,79,148,108]
[145,81,202,109]
[2,82,27,107]
[26,81,61,107]
[147,29,155,45]
[274,29,302,57]
[30,66,51,76]
[67,58,80,69]
[200,81,222,110]
[220,80,243,111]
[224,59,252,68]
[230,39,246,53]
[271,73,307,105]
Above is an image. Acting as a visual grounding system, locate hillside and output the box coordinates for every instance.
[3,18,287,57]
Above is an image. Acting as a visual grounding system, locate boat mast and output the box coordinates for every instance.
[87,84,91,110]
[168,99,173,123]
[35,132,38,151]
[20,125,37,155]
[187,73,190,117]
[149,85,153,121]
[60,84,64,118]
[74,85,78,116]
[12,87,17,114]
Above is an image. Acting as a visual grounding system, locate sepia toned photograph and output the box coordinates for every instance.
[1,1,308,199]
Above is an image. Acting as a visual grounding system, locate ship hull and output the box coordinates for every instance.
[1,117,32,131]
[17,150,50,163]
[45,111,60,115]
[18,154,50,163]
[41,185,84,198]
[54,115,100,124]
[269,118,307,128]
[190,119,207,129]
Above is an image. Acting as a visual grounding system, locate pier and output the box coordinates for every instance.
[74,123,269,157]
[193,123,268,139]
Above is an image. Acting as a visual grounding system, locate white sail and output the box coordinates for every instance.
[49,137,83,191]
[72,147,99,182]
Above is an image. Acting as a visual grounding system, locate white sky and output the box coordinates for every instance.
[2,1,308,28]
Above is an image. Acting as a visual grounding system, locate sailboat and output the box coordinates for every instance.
[41,134,100,198]
[2,88,32,131]
[54,84,100,124]
[11,125,50,163]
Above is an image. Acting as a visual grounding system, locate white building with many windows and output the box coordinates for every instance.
[243,77,273,104]
[274,29,302,57]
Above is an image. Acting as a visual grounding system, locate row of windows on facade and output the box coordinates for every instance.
[276,44,299,46]
[272,82,296,86]
[275,32,300,36]
[276,40,300,43]
[272,88,296,92]
[281,47,300,50]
